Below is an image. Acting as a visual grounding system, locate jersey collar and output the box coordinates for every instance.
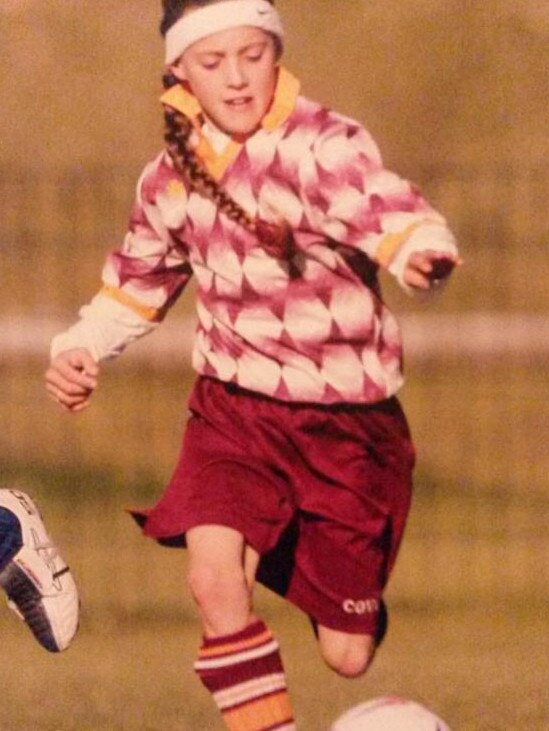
[160,67,300,181]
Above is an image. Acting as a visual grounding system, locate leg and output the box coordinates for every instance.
[265,399,412,683]
[134,378,297,728]
[187,525,296,731]
[317,625,377,678]
[186,524,259,636]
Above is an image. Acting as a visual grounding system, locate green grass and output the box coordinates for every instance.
[1,598,547,729]
[0,463,548,728]
[3,350,549,728]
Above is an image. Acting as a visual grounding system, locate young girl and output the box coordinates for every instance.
[45,1,460,728]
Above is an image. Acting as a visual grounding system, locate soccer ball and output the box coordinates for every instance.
[330,697,451,730]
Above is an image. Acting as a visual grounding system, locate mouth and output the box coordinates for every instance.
[225,96,253,108]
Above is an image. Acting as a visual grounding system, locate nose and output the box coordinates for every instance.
[225,58,247,89]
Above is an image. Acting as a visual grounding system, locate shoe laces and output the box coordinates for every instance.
[31,529,63,587]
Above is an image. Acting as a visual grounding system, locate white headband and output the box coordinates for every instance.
[165,0,284,65]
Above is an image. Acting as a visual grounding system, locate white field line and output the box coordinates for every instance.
[1,313,548,362]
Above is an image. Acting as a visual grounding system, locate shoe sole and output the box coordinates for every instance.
[0,558,61,653]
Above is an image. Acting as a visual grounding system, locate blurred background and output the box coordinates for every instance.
[1,1,548,729]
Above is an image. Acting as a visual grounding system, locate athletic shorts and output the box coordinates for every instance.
[132,376,415,636]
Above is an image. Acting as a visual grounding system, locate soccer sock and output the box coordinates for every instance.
[194,619,296,731]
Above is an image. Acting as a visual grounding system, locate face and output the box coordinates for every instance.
[171,25,279,139]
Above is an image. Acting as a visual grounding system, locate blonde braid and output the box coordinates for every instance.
[164,107,255,230]
[163,79,294,259]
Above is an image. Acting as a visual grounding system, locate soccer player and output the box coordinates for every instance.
[45,1,460,727]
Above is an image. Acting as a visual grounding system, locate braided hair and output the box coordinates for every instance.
[160,0,293,258]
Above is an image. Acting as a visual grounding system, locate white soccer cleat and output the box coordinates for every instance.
[0,488,79,652]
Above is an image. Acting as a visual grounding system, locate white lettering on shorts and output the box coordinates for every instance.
[342,598,380,615]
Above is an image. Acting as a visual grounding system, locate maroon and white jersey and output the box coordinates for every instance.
[52,68,457,405]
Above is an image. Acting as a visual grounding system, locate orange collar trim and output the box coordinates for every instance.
[160,82,202,122]
[160,67,301,180]
[195,136,243,181]
[261,67,301,132]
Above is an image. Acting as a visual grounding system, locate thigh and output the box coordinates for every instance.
[286,506,390,636]
[138,379,294,554]
[186,525,261,636]
[186,525,246,570]
[281,400,414,636]
[187,526,260,581]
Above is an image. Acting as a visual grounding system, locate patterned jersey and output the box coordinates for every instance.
[53,67,457,405]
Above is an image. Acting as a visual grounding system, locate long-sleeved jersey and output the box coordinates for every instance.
[52,67,457,404]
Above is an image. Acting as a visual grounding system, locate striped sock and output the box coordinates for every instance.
[194,620,296,731]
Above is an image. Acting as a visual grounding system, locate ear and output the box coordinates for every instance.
[169,60,186,82]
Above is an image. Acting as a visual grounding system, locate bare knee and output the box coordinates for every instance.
[318,628,376,679]
[185,526,260,636]
[187,562,249,607]
[321,643,375,678]
[187,563,252,635]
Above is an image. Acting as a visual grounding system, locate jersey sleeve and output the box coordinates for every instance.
[51,154,193,362]
[100,153,193,320]
[50,291,161,362]
[298,119,458,289]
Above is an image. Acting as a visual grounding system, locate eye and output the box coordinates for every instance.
[245,44,266,62]
[198,55,221,70]
[201,60,220,70]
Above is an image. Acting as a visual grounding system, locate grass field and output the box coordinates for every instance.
[0,484,547,730]
[3,340,549,729]
[1,587,547,730]
[2,355,549,730]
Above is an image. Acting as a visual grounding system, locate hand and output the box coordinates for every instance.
[403,250,462,290]
[45,348,99,413]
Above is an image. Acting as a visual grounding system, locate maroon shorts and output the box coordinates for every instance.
[134,376,415,635]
